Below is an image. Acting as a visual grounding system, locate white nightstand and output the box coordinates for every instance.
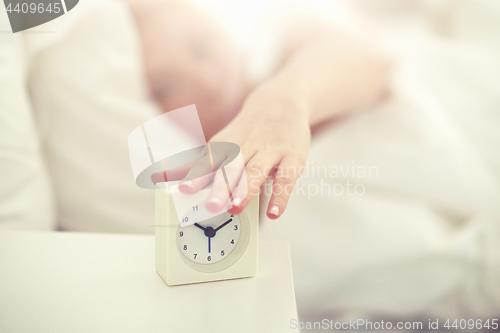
[0,231,298,333]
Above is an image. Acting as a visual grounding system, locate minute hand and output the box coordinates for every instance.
[215,218,232,232]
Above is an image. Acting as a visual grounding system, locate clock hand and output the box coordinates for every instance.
[208,237,211,253]
[194,223,205,231]
[215,218,232,232]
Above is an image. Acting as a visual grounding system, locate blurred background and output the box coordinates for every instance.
[1,0,499,330]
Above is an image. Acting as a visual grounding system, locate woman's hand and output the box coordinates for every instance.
[217,84,311,218]
[177,83,311,219]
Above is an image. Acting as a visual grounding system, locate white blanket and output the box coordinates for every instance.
[261,0,500,324]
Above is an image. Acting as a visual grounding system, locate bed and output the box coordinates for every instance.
[1,0,499,327]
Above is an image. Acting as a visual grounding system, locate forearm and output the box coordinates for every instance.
[259,32,392,126]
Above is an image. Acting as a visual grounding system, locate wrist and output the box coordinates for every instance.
[241,79,310,125]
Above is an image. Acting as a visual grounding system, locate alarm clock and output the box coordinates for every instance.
[155,185,258,286]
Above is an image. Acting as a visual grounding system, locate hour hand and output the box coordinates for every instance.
[194,223,205,231]
[215,218,232,232]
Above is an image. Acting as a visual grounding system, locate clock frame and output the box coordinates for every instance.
[155,186,258,286]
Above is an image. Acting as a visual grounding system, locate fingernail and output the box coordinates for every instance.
[207,197,221,205]
[206,197,222,212]
[269,205,279,216]
[178,181,193,192]
[233,198,242,207]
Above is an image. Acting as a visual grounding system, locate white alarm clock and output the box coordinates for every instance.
[155,186,258,286]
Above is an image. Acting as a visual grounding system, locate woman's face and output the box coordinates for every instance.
[135,1,250,139]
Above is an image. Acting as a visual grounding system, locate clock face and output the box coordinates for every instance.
[176,207,241,265]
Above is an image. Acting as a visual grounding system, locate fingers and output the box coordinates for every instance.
[151,170,168,185]
[151,165,188,185]
[177,158,215,194]
[150,148,208,185]
[229,153,281,215]
[152,141,306,221]
[205,152,246,213]
[266,154,306,219]
[178,143,231,194]
[227,171,249,215]
[205,168,231,212]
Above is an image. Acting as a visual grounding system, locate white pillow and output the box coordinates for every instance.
[27,0,160,233]
[0,9,55,230]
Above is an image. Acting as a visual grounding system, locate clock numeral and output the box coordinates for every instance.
[234,225,238,231]
[193,254,197,259]
[207,256,211,262]
[183,245,187,250]
[182,217,189,223]
[193,205,198,211]
[221,250,225,256]
[179,231,183,237]
[230,239,234,244]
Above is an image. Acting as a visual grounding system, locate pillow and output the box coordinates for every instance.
[26,0,160,233]
[0,9,55,230]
